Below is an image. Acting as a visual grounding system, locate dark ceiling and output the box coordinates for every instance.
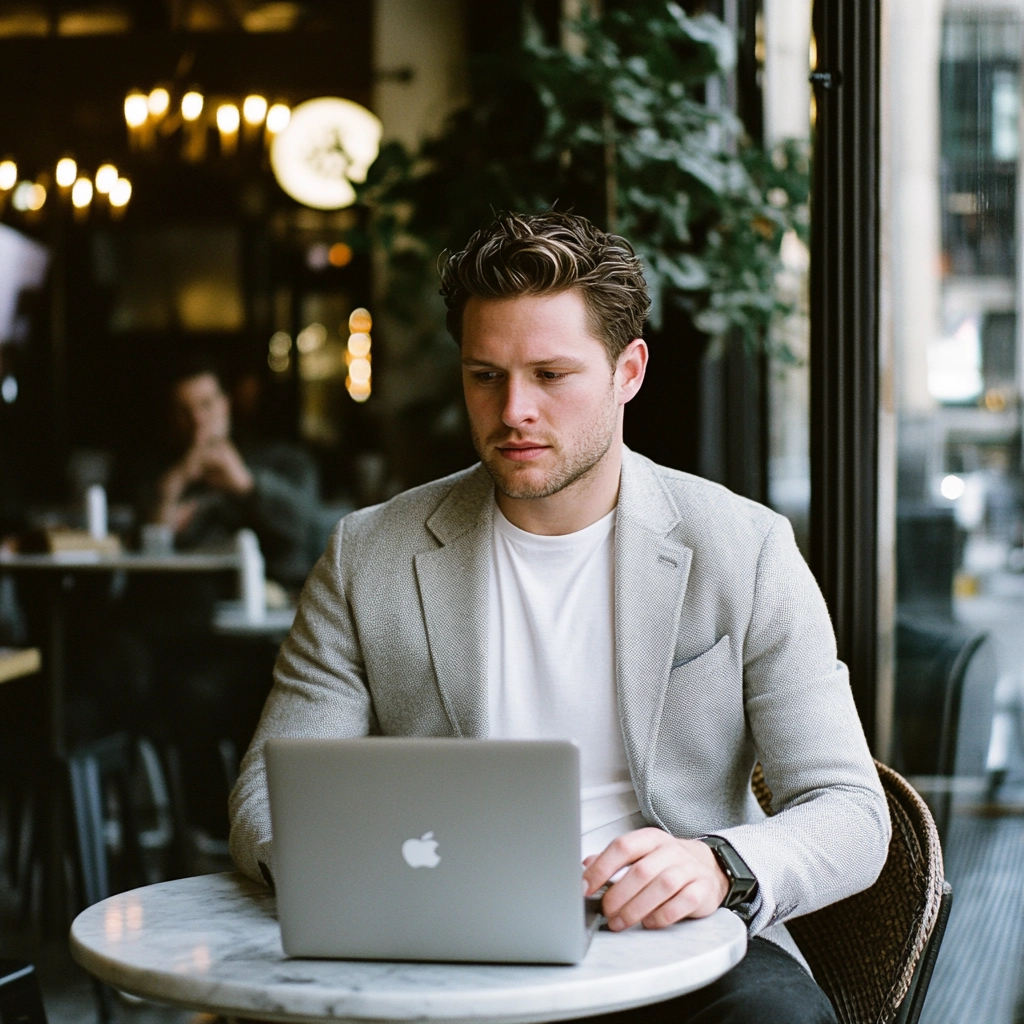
[0,1,372,170]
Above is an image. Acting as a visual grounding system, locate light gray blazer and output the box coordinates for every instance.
[229,449,890,966]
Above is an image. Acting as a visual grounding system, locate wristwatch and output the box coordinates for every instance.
[699,836,759,909]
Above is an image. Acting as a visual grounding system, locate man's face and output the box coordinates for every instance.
[461,290,631,501]
[171,373,231,447]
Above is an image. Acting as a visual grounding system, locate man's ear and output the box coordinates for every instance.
[615,338,648,405]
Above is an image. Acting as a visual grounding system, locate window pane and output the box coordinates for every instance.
[883,5,1024,1019]
[763,0,812,554]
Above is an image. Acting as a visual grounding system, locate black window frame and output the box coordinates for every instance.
[808,1,882,749]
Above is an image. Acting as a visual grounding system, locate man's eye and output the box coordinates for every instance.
[539,371,568,381]
[472,371,501,383]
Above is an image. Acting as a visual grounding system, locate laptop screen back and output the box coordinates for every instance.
[266,737,586,963]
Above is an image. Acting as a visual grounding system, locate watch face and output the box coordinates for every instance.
[270,97,383,210]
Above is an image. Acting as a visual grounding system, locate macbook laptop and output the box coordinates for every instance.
[265,737,601,964]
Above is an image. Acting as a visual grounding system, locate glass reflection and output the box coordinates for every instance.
[884,5,1024,1019]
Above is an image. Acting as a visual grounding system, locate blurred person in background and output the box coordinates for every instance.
[82,358,321,848]
[150,358,318,588]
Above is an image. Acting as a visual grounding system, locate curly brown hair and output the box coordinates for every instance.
[438,211,649,364]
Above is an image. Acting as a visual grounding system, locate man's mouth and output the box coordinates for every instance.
[495,442,551,463]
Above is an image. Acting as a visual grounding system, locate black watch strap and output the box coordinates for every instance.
[699,836,759,910]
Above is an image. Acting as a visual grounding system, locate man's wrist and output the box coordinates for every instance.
[698,836,759,910]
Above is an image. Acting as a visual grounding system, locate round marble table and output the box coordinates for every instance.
[70,872,747,1024]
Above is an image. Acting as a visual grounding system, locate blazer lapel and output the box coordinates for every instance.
[615,451,693,800]
[414,466,494,738]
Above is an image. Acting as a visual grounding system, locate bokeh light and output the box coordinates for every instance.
[71,177,93,208]
[124,92,149,127]
[181,91,204,121]
[296,323,327,353]
[269,332,292,357]
[0,161,16,190]
[148,87,170,117]
[265,103,290,133]
[95,164,118,194]
[347,333,371,358]
[348,307,372,333]
[348,357,371,385]
[13,182,47,212]
[243,95,268,125]
[216,104,240,134]
[109,177,132,207]
[55,157,77,188]
[940,475,966,501]
[328,242,353,267]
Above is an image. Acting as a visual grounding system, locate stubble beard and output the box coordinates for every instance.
[472,400,619,502]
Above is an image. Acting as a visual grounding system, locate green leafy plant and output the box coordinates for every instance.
[358,0,809,359]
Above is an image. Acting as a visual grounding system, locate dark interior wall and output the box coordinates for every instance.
[623,308,707,475]
[2,0,772,508]
[0,6,376,505]
[0,23,373,170]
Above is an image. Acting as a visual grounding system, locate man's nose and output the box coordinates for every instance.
[501,378,538,428]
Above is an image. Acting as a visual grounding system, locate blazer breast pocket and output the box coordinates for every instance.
[671,634,733,674]
[653,634,746,782]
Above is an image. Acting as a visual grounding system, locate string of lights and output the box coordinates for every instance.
[267,307,372,405]
[0,155,131,218]
[124,85,291,160]
[0,86,292,222]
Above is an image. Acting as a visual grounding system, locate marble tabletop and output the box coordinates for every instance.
[70,873,747,1024]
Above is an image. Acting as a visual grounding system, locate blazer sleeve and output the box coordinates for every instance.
[228,516,377,885]
[711,514,891,935]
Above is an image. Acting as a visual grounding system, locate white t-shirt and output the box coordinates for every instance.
[487,503,646,860]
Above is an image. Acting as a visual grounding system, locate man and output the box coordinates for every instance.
[230,213,889,1023]
[152,361,317,587]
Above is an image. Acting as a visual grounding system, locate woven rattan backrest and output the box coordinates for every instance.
[750,760,945,1024]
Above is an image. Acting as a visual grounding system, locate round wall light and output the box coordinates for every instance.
[270,97,382,210]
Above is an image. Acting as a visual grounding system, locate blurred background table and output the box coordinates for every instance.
[213,600,295,640]
[0,646,40,685]
[0,548,241,756]
[0,549,242,933]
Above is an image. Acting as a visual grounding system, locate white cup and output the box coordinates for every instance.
[141,523,174,555]
[86,485,108,540]
[237,529,266,622]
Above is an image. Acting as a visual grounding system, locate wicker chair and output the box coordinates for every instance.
[751,760,952,1024]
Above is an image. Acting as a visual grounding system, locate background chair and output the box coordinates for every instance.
[68,732,171,1024]
[68,733,146,910]
[751,760,951,1024]
[892,618,997,837]
[0,961,48,1024]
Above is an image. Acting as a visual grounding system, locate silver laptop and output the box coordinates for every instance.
[265,737,601,964]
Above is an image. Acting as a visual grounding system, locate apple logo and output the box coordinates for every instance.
[401,831,441,868]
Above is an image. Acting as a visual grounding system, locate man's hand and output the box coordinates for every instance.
[583,828,730,931]
[197,439,254,496]
[154,449,205,530]
[153,439,253,533]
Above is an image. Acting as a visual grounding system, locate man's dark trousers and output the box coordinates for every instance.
[588,938,838,1024]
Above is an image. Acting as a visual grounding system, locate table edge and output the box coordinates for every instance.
[0,554,240,571]
[70,913,746,1024]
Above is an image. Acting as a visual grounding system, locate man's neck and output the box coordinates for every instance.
[495,443,623,536]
